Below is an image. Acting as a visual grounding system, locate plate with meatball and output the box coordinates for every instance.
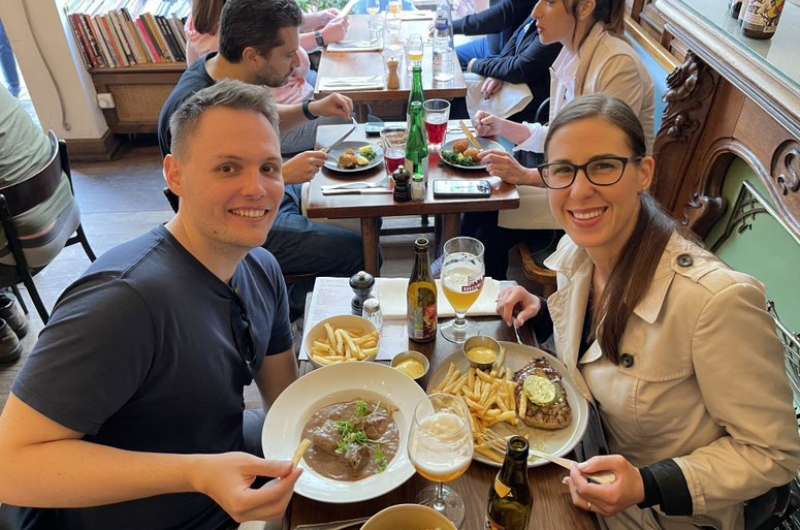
[324,141,384,173]
[440,137,505,170]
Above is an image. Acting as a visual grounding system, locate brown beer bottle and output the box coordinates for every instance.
[407,238,437,342]
[486,436,532,530]
[741,0,785,39]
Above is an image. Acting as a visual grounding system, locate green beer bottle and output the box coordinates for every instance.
[405,100,428,178]
[486,436,533,530]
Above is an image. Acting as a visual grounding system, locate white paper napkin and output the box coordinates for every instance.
[376,277,500,319]
[326,41,384,52]
[318,76,385,91]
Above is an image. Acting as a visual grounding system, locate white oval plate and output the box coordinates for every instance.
[262,362,427,503]
[439,137,505,170]
[324,141,384,173]
[427,342,589,468]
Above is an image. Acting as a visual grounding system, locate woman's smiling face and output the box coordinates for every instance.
[545,116,654,255]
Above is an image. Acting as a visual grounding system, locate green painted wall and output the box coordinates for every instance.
[705,158,800,333]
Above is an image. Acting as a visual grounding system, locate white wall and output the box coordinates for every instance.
[1,0,108,140]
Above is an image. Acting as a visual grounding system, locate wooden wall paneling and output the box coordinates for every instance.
[652,51,721,213]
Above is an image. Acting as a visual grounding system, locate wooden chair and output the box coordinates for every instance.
[0,131,96,323]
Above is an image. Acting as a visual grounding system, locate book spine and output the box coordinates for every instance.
[156,15,182,62]
[124,9,154,63]
[144,13,174,61]
[78,14,104,67]
[136,17,162,62]
[109,10,134,64]
[88,15,115,67]
[69,14,96,68]
[118,9,147,63]
[168,16,187,50]
[99,14,127,66]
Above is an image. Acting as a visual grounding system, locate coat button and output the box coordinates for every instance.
[677,254,693,267]
[620,353,635,368]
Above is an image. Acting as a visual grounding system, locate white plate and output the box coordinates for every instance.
[439,137,505,170]
[262,362,427,503]
[427,342,589,468]
[324,141,384,173]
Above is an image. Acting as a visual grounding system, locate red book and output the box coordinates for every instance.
[136,17,163,62]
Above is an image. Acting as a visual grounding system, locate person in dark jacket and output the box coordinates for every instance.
[453,0,536,68]
[460,18,560,124]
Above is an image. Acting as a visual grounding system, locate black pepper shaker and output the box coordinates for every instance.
[392,166,411,202]
[349,270,375,315]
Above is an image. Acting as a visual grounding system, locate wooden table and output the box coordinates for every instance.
[314,15,467,101]
[287,279,598,530]
[308,123,520,276]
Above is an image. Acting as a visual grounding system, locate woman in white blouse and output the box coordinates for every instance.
[462,0,655,279]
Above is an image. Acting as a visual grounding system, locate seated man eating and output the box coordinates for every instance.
[0,80,301,530]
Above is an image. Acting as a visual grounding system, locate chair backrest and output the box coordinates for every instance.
[0,131,64,217]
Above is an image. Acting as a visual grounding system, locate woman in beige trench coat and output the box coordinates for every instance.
[496,94,800,530]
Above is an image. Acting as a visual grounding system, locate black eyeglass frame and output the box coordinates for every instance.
[537,155,643,189]
[229,290,259,379]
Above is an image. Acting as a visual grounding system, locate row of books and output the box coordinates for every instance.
[64,0,190,19]
[66,8,188,68]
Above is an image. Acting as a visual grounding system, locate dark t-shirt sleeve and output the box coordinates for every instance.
[262,253,293,356]
[12,277,155,436]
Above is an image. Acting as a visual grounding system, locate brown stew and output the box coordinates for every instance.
[301,399,399,481]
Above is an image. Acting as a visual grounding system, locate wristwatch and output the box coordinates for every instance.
[314,31,325,48]
[302,100,318,121]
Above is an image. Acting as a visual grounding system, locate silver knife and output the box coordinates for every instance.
[322,188,393,195]
[321,117,358,154]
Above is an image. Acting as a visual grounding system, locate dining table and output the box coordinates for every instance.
[285,278,600,530]
[308,122,520,276]
[314,14,468,101]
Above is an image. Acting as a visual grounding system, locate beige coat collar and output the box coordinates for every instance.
[543,232,685,380]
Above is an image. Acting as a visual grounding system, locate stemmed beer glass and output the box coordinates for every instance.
[440,236,485,343]
[407,393,474,527]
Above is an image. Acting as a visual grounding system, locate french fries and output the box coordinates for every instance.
[431,362,522,460]
[292,438,311,466]
[310,323,379,366]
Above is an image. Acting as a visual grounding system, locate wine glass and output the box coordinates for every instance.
[407,393,474,527]
[440,236,485,343]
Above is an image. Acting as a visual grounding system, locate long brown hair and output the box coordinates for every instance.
[544,94,675,364]
[192,0,227,34]
[563,0,625,38]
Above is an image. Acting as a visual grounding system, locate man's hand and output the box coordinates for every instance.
[304,8,339,30]
[309,94,353,120]
[474,111,531,144]
[283,151,327,184]
[496,286,541,328]
[480,78,503,100]
[479,150,536,185]
[192,453,302,523]
[321,17,349,44]
[562,456,645,518]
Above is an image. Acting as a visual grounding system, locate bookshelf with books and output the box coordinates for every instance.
[65,0,191,133]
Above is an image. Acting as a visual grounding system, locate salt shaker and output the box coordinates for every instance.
[349,270,375,315]
[361,297,383,331]
[410,174,425,201]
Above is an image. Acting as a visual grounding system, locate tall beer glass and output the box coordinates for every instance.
[440,236,485,343]
[407,393,473,527]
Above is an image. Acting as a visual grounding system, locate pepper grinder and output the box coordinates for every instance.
[349,270,375,315]
[386,57,400,89]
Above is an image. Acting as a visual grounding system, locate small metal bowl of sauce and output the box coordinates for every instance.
[463,335,502,371]
[391,350,430,380]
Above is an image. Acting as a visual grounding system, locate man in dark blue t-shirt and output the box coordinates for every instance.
[0,80,302,530]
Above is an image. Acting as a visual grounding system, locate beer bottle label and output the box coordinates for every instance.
[742,0,785,30]
[494,476,511,498]
[408,284,437,340]
[485,519,505,530]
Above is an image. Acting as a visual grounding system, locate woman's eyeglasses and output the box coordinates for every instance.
[537,156,642,189]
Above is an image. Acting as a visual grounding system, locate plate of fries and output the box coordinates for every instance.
[304,315,381,368]
[427,342,589,467]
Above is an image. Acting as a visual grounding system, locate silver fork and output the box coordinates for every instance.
[322,176,389,191]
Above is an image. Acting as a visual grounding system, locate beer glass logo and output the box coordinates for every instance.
[461,277,484,293]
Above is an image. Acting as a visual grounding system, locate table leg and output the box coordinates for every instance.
[436,213,461,257]
[361,217,380,277]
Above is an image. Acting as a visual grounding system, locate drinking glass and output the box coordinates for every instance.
[407,393,473,527]
[381,125,407,175]
[423,99,450,150]
[405,33,424,70]
[440,236,485,343]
